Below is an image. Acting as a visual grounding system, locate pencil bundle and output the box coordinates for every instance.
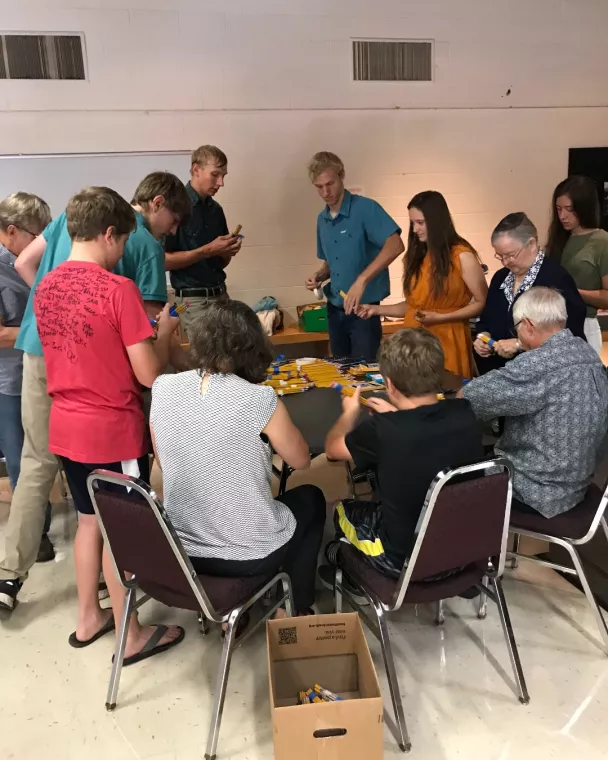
[332,383,370,407]
[149,302,186,327]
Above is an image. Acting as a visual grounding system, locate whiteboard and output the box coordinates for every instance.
[0,151,192,217]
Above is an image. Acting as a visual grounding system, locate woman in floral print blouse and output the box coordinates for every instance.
[474,212,586,375]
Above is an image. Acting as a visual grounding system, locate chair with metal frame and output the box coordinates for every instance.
[508,482,608,654]
[333,458,529,753]
[86,469,294,760]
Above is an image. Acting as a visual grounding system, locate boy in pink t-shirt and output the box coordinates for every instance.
[34,186,184,664]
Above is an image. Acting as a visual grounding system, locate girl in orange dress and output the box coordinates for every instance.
[358,191,487,378]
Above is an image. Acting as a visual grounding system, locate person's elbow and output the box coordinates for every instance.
[14,256,34,284]
[393,234,405,255]
[324,436,349,462]
[134,369,160,389]
[132,358,162,388]
[290,446,311,470]
[471,299,486,317]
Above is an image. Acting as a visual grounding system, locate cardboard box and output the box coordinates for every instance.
[267,613,384,760]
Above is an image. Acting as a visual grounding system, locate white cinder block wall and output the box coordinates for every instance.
[1,0,608,319]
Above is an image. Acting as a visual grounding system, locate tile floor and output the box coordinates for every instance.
[1,457,608,760]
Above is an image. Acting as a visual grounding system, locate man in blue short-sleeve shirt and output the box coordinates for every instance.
[0,172,191,615]
[306,152,404,362]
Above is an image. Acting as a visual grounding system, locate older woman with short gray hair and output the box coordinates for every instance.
[464,287,608,519]
[474,212,586,374]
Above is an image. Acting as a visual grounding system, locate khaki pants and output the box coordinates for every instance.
[175,293,229,342]
[0,354,59,582]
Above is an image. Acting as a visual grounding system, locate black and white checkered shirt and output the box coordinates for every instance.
[150,371,296,559]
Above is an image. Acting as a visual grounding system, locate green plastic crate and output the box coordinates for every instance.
[297,303,328,332]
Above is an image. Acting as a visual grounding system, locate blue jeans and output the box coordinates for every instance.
[0,393,52,536]
[326,301,382,362]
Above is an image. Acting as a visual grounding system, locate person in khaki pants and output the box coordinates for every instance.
[0,172,191,613]
[0,194,55,570]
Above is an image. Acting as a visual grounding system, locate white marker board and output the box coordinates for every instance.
[0,151,192,217]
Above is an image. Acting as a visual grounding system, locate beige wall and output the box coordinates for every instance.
[1,0,608,319]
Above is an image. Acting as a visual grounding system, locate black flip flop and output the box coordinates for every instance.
[117,624,185,667]
[69,613,115,648]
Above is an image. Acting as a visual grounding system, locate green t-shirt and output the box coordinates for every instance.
[561,229,608,318]
[16,210,167,356]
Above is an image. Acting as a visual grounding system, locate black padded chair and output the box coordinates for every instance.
[333,458,529,753]
[509,482,608,654]
[86,470,294,760]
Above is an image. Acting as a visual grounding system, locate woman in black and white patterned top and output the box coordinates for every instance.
[150,299,326,616]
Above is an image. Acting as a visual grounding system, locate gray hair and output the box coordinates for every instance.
[0,192,51,235]
[512,287,567,329]
[491,211,538,246]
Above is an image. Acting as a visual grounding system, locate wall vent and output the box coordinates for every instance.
[353,39,432,82]
[0,34,85,80]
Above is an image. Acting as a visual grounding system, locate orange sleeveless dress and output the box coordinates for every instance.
[402,244,474,378]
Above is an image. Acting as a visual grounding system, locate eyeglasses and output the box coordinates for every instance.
[16,226,37,238]
[510,320,522,338]
[510,318,534,337]
[494,241,529,263]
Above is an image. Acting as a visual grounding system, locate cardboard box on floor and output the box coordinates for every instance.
[267,612,383,760]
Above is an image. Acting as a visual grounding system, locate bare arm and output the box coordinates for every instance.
[305,260,331,290]
[579,273,608,309]
[378,301,406,318]
[418,251,488,325]
[14,235,47,287]
[126,335,171,388]
[344,233,405,314]
[325,391,361,462]
[263,400,310,470]
[0,318,19,348]
[359,233,405,289]
[125,307,180,387]
[150,425,161,471]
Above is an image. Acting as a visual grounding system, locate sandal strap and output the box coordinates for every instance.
[140,625,169,654]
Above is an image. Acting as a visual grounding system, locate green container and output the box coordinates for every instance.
[298,304,328,332]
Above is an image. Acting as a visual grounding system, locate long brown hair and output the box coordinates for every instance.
[546,176,600,261]
[403,190,476,298]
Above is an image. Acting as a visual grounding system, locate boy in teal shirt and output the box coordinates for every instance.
[0,172,191,614]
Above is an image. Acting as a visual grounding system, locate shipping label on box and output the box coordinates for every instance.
[267,613,384,760]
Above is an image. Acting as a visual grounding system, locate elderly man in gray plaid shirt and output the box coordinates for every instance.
[463,286,608,519]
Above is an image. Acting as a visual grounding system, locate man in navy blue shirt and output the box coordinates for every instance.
[306,152,404,361]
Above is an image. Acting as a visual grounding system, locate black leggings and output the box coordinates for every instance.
[189,484,326,612]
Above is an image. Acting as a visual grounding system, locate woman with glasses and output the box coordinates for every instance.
[546,175,608,355]
[0,193,55,562]
[474,212,586,374]
[358,190,487,377]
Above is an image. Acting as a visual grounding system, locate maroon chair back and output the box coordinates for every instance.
[86,470,208,613]
[409,466,512,583]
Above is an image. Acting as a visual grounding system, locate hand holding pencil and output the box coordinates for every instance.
[152,303,184,336]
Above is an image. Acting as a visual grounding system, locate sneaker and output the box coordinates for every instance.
[318,564,369,606]
[0,579,22,612]
[36,534,56,563]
